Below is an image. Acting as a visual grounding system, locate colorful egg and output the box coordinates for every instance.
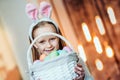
[57,50,67,55]
[44,55,51,61]
[39,54,47,61]
[49,50,59,58]
[63,46,72,53]
[44,50,59,61]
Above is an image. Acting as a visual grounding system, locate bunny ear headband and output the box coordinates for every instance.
[25,1,59,41]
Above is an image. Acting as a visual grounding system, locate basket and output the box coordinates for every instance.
[27,32,94,80]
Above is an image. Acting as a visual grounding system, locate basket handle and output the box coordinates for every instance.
[27,32,74,67]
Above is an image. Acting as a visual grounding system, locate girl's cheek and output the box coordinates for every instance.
[51,40,57,45]
[38,45,45,51]
[54,41,59,49]
[38,42,46,47]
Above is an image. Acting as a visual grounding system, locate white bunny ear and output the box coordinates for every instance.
[25,3,39,21]
[39,1,52,18]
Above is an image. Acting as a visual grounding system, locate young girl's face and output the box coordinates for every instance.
[33,23,59,55]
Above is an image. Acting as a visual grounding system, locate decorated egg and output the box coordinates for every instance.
[49,50,59,58]
[39,54,47,61]
[44,50,59,61]
[63,46,72,53]
[57,50,67,55]
[44,55,51,61]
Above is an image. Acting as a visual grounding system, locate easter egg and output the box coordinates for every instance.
[44,50,59,61]
[63,46,72,53]
[44,55,51,61]
[57,50,67,55]
[39,54,46,61]
[49,50,59,58]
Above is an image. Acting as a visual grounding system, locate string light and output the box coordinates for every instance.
[107,6,117,24]
[95,59,104,71]
[78,44,87,62]
[93,36,103,54]
[95,16,105,35]
[82,22,92,42]
[105,46,114,58]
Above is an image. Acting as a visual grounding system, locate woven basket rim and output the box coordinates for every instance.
[31,52,77,67]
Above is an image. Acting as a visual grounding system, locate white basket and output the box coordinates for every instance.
[27,32,94,80]
[27,32,79,80]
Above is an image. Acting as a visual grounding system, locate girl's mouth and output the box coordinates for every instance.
[44,48,54,54]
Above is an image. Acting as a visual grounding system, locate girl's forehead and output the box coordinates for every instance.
[34,24,57,38]
[37,35,57,41]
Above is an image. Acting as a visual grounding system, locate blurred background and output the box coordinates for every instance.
[0,0,120,80]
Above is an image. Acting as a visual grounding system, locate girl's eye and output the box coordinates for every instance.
[39,40,45,44]
[50,37,56,41]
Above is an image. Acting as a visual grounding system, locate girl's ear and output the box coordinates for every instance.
[39,1,52,18]
[25,3,39,21]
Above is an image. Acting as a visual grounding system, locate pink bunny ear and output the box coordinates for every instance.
[25,3,39,20]
[39,1,52,18]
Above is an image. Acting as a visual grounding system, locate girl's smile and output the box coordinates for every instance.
[44,48,54,55]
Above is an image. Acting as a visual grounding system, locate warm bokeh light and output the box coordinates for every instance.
[0,27,16,80]
[78,45,87,62]
[95,59,104,71]
[105,46,114,58]
[82,22,92,42]
[107,6,117,24]
[95,16,105,35]
[93,36,103,54]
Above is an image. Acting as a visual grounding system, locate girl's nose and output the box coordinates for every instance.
[46,42,52,48]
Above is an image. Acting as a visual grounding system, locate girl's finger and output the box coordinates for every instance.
[75,66,84,72]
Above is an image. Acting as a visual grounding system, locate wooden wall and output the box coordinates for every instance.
[62,0,120,80]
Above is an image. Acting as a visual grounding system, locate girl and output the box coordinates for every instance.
[26,1,93,80]
[30,21,85,80]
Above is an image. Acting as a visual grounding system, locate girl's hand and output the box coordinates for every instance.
[74,64,85,80]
